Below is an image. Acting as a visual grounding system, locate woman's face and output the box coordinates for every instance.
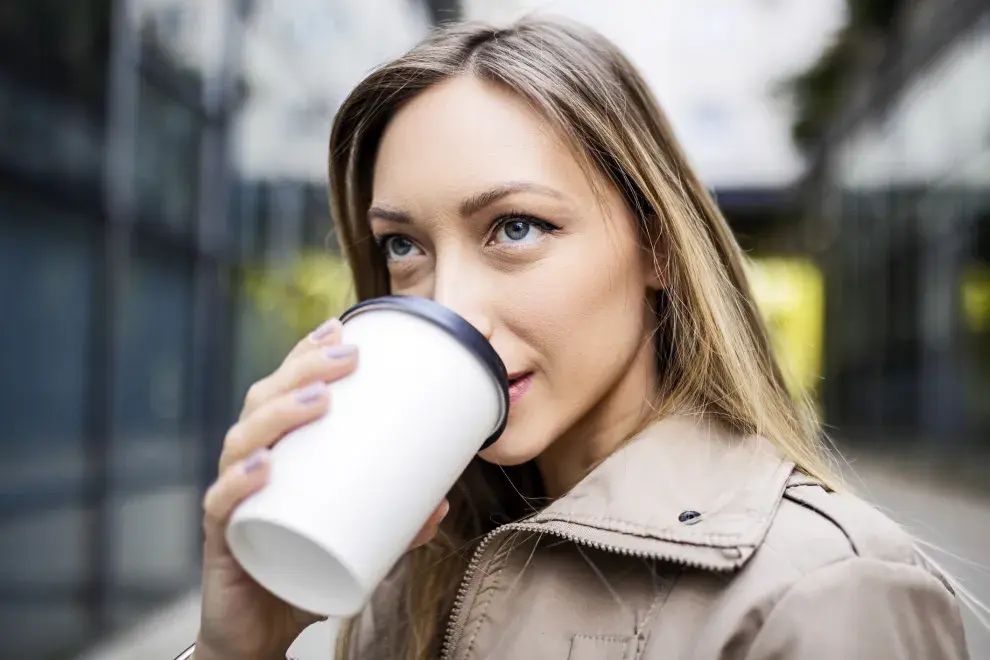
[370,76,660,480]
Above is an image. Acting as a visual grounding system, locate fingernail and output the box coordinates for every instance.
[243,448,268,473]
[294,381,327,403]
[324,345,357,360]
[309,318,341,342]
[438,500,451,520]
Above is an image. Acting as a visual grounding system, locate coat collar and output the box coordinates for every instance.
[525,414,798,571]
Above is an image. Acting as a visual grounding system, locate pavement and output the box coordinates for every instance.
[77,455,990,660]
[75,591,341,660]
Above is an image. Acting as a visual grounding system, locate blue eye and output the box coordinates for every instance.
[493,218,549,245]
[382,236,423,261]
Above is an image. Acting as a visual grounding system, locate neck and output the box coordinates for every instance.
[535,338,658,498]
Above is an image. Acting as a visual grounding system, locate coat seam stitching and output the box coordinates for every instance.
[635,569,682,659]
[462,538,512,660]
[533,514,758,541]
[632,578,669,659]
[573,634,631,642]
[782,486,860,556]
[635,573,670,636]
[570,634,635,660]
[535,517,760,548]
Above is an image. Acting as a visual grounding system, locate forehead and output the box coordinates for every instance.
[371,76,592,205]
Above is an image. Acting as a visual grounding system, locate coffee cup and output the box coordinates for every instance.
[226,295,509,617]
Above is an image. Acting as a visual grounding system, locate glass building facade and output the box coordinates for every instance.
[0,0,434,657]
[815,2,990,453]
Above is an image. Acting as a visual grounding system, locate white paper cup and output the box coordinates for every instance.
[226,295,509,617]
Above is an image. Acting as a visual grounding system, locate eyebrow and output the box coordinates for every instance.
[459,181,564,216]
[366,204,411,224]
[367,181,565,225]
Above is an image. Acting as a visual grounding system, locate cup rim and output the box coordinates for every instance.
[340,295,510,449]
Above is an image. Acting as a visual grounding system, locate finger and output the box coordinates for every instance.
[283,317,343,365]
[222,381,330,473]
[202,448,270,557]
[240,344,357,420]
[409,499,450,549]
[409,525,438,550]
[430,499,451,525]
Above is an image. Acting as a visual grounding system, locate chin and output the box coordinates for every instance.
[477,418,552,466]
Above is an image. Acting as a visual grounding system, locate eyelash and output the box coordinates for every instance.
[373,212,560,255]
[488,211,559,244]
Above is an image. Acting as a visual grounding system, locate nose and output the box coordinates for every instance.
[431,264,494,341]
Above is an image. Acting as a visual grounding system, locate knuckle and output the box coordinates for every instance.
[223,423,245,451]
[202,509,220,535]
[269,395,302,426]
[270,360,309,396]
[218,425,247,472]
[279,361,305,391]
[289,332,318,356]
[293,353,325,384]
[295,332,319,352]
[300,348,324,370]
[217,451,233,474]
[247,399,294,445]
[243,380,267,410]
[201,484,221,520]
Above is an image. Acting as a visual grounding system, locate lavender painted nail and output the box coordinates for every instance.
[294,381,327,403]
[324,344,357,360]
[309,318,341,342]
[243,448,268,473]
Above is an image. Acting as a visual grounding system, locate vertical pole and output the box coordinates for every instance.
[89,0,138,635]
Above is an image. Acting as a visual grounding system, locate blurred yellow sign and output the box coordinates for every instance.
[962,263,990,334]
[745,257,824,399]
[243,250,356,341]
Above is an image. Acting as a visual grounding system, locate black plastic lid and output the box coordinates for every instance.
[339,295,509,449]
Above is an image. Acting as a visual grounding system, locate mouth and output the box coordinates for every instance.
[506,371,533,405]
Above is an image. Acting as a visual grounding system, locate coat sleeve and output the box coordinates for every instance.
[745,558,969,660]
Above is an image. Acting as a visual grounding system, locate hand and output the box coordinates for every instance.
[195,318,449,659]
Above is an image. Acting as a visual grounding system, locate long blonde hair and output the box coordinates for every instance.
[328,16,841,659]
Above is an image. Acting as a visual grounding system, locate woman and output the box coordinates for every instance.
[190,17,969,660]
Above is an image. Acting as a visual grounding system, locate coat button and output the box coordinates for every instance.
[678,510,701,524]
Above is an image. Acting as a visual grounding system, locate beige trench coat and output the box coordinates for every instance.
[350,415,969,659]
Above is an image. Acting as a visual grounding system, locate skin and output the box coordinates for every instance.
[370,76,661,495]
[196,75,661,658]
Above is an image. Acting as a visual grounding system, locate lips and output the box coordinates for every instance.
[506,371,533,405]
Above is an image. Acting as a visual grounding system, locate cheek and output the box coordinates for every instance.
[506,235,648,378]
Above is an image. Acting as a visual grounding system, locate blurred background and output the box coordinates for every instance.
[0,0,986,658]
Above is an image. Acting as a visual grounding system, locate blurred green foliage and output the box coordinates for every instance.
[785,0,904,154]
[242,250,356,343]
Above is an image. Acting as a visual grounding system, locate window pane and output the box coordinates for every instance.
[108,239,199,621]
[0,201,96,657]
[0,202,94,496]
[0,1,111,108]
[133,78,200,234]
[111,240,194,486]
[134,0,226,99]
